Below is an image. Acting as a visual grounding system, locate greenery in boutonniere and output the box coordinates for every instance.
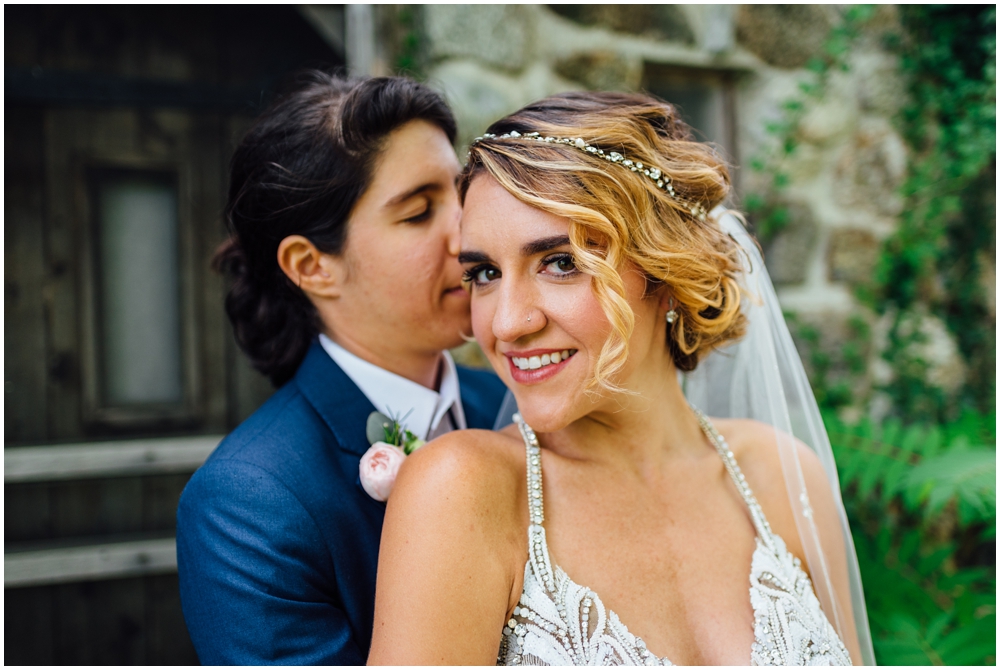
[366,410,425,455]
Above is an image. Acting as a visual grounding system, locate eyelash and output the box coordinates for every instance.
[462,264,497,286]
[542,253,578,276]
[404,205,432,223]
[461,254,578,287]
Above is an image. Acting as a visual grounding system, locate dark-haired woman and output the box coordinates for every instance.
[176,72,506,664]
[368,92,874,665]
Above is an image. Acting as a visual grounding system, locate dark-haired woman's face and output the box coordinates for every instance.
[327,120,469,364]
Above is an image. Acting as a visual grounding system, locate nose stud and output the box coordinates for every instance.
[527,315,531,322]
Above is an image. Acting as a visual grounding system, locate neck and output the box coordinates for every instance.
[324,328,444,390]
[542,360,706,472]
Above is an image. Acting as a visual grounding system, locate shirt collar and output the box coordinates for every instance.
[318,334,466,440]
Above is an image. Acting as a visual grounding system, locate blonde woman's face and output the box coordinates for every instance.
[460,175,664,432]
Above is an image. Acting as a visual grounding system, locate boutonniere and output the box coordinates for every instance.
[359,411,426,502]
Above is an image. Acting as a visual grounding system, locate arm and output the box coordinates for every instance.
[368,432,523,665]
[176,459,365,665]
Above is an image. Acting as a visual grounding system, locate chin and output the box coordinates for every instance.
[511,394,580,434]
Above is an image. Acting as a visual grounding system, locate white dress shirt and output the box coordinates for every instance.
[318,334,466,441]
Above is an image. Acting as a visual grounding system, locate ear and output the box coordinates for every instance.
[656,285,674,317]
[276,235,344,299]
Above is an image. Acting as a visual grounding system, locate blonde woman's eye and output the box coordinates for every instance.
[544,254,577,276]
[462,264,500,286]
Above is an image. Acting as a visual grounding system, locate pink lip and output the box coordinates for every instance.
[504,349,575,385]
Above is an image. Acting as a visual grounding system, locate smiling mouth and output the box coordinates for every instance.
[510,349,577,370]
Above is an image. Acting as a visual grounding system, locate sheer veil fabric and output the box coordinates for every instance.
[683,209,875,664]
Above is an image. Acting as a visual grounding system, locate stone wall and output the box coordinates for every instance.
[387,5,965,398]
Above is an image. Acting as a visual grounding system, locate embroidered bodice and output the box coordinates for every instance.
[497,412,851,666]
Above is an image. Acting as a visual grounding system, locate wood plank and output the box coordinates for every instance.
[53,577,146,664]
[5,537,178,588]
[143,472,192,532]
[52,476,143,537]
[4,106,49,443]
[145,574,199,664]
[4,434,221,483]
[4,584,56,665]
[4,480,54,543]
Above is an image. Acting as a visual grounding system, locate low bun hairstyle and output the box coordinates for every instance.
[215,72,456,387]
[460,91,746,392]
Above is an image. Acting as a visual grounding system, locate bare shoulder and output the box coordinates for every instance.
[371,426,531,664]
[710,418,838,557]
[389,427,528,529]
[711,418,828,487]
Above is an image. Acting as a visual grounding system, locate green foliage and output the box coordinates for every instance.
[828,410,996,664]
[393,6,425,78]
[750,12,996,659]
[873,5,996,421]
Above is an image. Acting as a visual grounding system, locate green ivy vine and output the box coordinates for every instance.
[874,5,996,422]
[745,5,995,665]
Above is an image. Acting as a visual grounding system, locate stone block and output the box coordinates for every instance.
[834,119,907,217]
[428,60,578,149]
[798,99,855,146]
[424,5,531,72]
[735,5,833,69]
[553,51,639,91]
[762,202,818,285]
[827,228,880,285]
[547,5,695,44]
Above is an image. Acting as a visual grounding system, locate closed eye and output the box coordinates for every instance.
[403,205,432,223]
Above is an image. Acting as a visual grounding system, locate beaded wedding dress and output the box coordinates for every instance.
[496,412,852,667]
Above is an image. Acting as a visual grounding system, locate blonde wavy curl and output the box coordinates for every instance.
[460,92,747,394]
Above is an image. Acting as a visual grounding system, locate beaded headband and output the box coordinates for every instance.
[469,130,709,221]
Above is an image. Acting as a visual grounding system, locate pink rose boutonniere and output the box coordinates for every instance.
[359,411,425,502]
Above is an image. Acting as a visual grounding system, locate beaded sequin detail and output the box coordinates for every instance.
[496,412,851,666]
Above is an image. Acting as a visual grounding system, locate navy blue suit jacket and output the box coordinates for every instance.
[176,341,506,664]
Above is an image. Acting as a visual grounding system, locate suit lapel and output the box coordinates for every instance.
[294,340,376,457]
[296,340,503,447]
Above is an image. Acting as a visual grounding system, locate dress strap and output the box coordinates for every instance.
[693,409,777,551]
[513,413,559,594]
[514,413,545,525]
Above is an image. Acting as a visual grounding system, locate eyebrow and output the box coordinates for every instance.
[458,235,571,265]
[522,235,571,256]
[458,250,492,264]
[383,183,436,209]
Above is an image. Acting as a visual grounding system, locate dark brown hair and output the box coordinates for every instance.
[215,71,456,386]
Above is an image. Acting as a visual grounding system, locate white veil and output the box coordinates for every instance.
[683,209,875,664]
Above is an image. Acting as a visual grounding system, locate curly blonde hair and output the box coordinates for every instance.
[460,92,747,393]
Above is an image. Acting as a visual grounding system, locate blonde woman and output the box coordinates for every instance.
[368,92,873,666]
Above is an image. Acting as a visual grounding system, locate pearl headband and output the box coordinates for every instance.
[469,130,709,221]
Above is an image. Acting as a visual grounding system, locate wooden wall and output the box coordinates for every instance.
[4,5,344,663]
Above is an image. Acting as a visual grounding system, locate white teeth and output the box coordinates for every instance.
[511,350,575,371]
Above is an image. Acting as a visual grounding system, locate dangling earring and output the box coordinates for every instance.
[665,299,678,324]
